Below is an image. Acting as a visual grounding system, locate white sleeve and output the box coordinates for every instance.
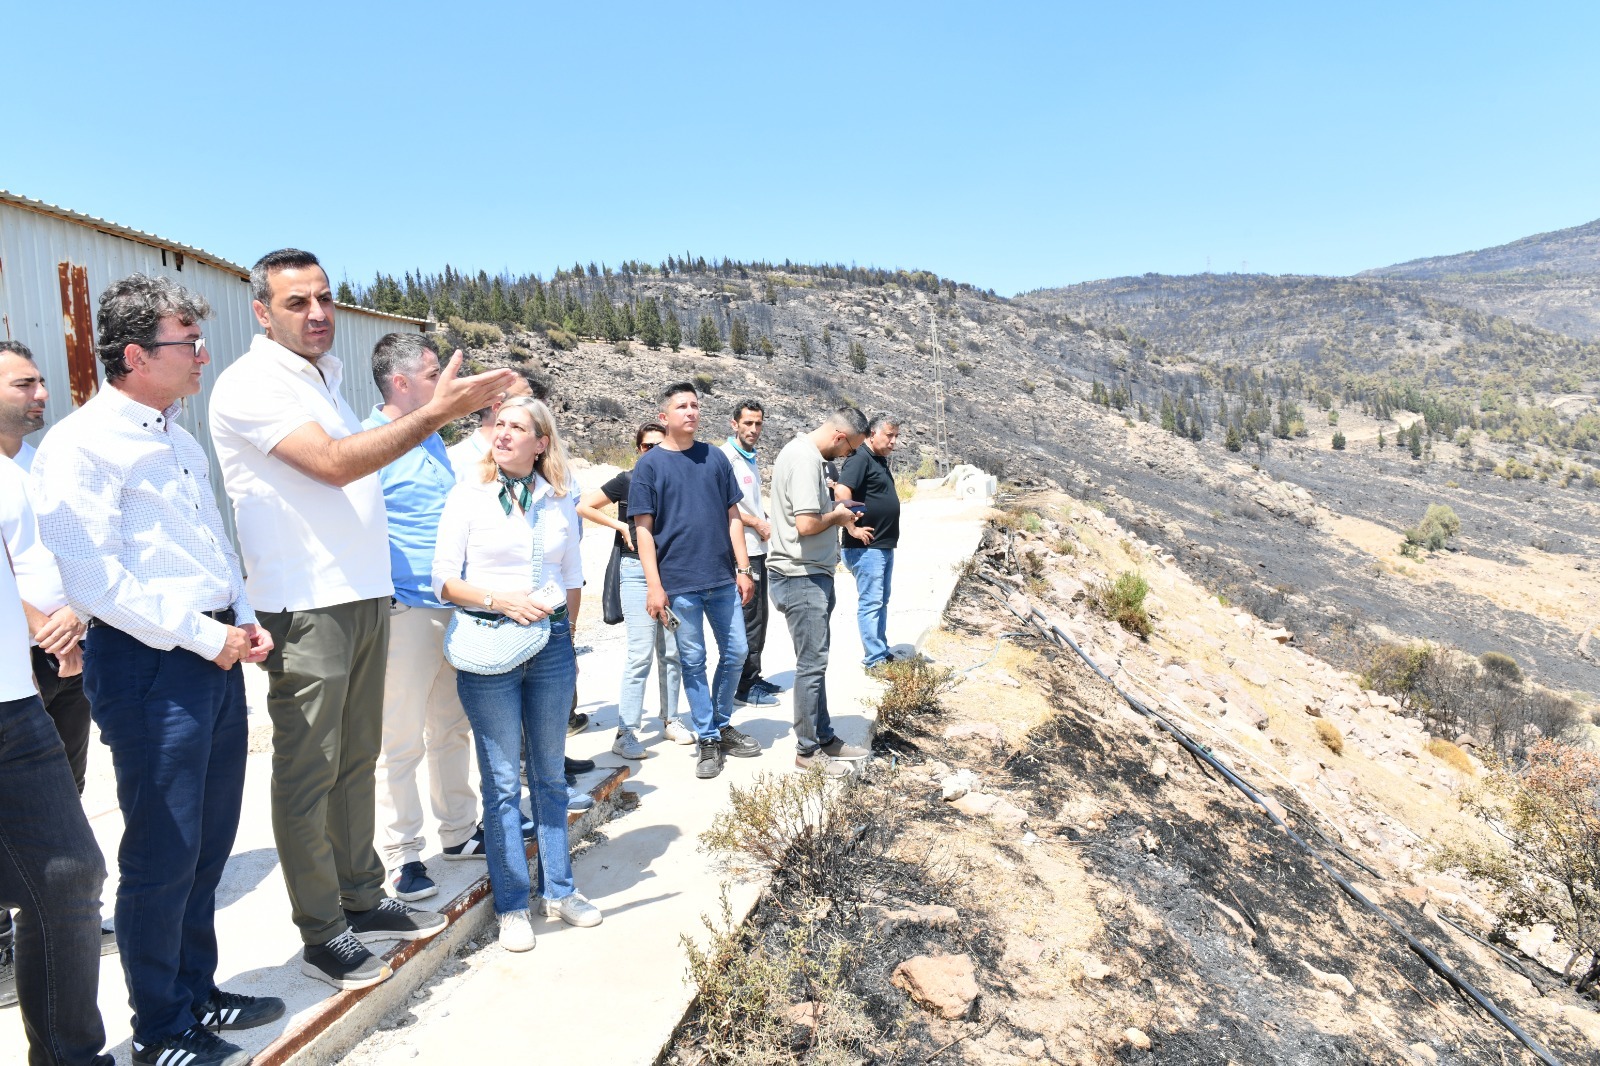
[560,496,584,591]
[210,367,316,456]
[432,487,472,602]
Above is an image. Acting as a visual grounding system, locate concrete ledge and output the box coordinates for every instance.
[257,765,632,1066]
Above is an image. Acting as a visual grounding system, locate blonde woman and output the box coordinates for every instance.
[432,397,600,952]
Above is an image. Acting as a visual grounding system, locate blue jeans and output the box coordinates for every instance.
[84,626,247,1045]
[0,695,109,1066]
[842,547,895,666]
[618,557,681,730]
[668,583,748,742]
[456,617,576,914]
[768,573,837,755]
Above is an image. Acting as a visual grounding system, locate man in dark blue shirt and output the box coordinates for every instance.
[629,382,758,780]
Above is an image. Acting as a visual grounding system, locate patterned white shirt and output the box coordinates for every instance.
[31,385,254,660]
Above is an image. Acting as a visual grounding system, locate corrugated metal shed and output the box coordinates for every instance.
[0,189,427,541]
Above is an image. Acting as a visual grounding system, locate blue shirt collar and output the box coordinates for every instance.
[726,435,757,461]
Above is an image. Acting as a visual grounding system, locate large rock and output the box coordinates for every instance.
[891,954,980,1019]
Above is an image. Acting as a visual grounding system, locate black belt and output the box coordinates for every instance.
[461,606,567,623]
[89,607,236,629]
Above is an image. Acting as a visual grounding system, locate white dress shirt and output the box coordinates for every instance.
[1,550,35,701]
[30,385,254,660]
[432,474,584,604]
[0,457,70,645]
[209,334,392,613]
[447,431,491,483]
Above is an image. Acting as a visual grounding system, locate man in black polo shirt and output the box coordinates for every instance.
[836,414,902,670]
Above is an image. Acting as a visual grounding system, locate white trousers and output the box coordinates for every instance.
[374,604,479,867]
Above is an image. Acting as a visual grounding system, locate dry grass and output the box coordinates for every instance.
[1315,720,1345,755]
[1426,737,1475,774]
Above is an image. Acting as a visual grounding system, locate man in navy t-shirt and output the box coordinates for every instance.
[629,382,759,780]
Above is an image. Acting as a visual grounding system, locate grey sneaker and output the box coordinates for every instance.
[820,736,869,760]
[612,728,647,760]
[794,750,853,777]
[301,931,391,990]
[541,893,603,928]
[345,898,447,944]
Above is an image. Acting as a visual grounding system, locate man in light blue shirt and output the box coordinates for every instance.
[363,334,483,903]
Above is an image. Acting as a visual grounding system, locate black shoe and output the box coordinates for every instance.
[301,931,390,990]
[695,738,725,779]
[100,923,119,956]
[0,945,15,1009]
[719,725,762,758]
[567,711,590,736]
[345,898,447,944]
[131,1024,249,1066]
[564,755,595,775]
[753,677,783,695]
[196,988,286,1031]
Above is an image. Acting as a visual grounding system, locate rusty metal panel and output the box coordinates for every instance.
[0,192,425,546]
[56,261,97,405]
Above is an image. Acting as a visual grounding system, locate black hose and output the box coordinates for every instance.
[974,573,1565,1066]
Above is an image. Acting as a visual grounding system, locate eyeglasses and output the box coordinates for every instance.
[640,442,658,451]
[143,337,207,359]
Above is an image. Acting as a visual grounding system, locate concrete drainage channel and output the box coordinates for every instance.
[255,766,632,1066]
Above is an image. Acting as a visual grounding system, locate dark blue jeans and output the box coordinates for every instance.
[84,627,247,1045]
[669,583,748,742]
[0,694,109,1066]
[456,617,576,914]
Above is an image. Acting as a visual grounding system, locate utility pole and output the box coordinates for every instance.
[930,314,950,477]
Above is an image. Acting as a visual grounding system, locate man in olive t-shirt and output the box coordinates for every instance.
[766,407,872,773]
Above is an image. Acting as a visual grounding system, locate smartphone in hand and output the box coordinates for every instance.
[660,605,681,631]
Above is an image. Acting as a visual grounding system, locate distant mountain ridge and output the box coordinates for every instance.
[1362,217,1600,279]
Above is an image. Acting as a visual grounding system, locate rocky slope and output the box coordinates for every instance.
[441,266,1600,701]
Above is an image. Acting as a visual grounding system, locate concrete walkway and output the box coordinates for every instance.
[0,480,988,1066]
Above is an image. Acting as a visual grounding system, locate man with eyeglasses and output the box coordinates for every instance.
[210,250,514,993]
[33,274,277,1066]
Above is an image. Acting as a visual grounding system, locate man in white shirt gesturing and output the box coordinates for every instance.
[209,250,513,992]
[33,275,275,1066]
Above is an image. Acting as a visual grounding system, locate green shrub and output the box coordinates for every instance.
[446,316,503,349]
[1479,651,1522,683]
[1401,503,1460,554]
[955,360,974,376]
[872,660,955,735]
[1091,571,1152,638]
[692,372,715,394]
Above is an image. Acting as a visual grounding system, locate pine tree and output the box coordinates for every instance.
[336,280,356,304]
[729,316,750,355]
[1332,430,1347,450]
[763,277,778,305]
[1225,425,1243,452]
[637,297,663,349]
[822,325,833,351]
[799,336,814,365]
[848,340,867,373]
[759,334,775,360]
[665,311,682,351]
[1377,428,1386,450]
[697,315,723,353]
[619,301,637,339]
[1409,424,1423,459]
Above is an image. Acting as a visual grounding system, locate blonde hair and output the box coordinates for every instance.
[476,396,573,497]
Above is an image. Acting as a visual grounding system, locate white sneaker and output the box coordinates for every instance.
[663,717,696,745]
[498,910,536,952]
[612,728,647,760]
[541,893,603,928]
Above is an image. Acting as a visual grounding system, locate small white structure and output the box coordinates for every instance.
[943,463,998,503]
[0,189,426,542]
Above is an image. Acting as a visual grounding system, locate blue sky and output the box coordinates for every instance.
[7,2,1598,295]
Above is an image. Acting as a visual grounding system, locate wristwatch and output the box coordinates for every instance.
[736,567,753,576]
[483,593,495,609]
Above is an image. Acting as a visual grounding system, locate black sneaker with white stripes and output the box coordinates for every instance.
[195,988,285,1031]
[130,1023,249,1066]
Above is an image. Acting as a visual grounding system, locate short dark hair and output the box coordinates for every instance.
[251,248,323,305]
[509,365,547,399]
[731,399,763,421]
[868,413,901,434]
[826,406,869,436]
[635,421,667,449]
[96,274,211,383]
[370,333,438,401]
[660,380,697,404]
[0,340,35,362]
